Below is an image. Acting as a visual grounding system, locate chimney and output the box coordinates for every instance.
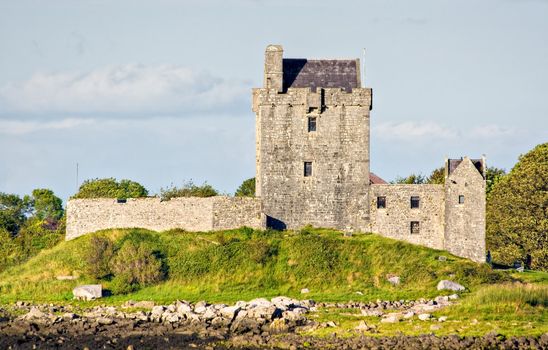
[264,45,283,92]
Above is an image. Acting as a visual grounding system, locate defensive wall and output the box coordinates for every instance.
[66,196,265,240]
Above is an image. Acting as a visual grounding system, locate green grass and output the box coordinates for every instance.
[0,227,510,304]
[305,283,548,338]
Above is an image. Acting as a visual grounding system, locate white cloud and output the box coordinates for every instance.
[0,118,95,135]
[0,64,250,117]
[469,124,516,138]
[373,121,458,140]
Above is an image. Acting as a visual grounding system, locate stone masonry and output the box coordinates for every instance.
[66,45,486,263]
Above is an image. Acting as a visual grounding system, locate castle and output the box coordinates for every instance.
[66,45,486,263]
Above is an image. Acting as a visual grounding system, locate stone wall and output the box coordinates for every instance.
[369,184,445,250]
[66,196,265,240]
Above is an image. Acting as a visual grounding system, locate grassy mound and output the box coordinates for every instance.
[0,227,509,304]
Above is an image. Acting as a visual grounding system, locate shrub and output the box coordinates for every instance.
[160,180,218,200]
[85,236,115,279]
[110,241,163,293]
[288,234,340,278]
[73,178,148,199]
[248,239,272,265]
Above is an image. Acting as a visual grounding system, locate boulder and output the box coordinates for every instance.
[271,296,300,309]
[219,305,240,320]
[355,320,370,331]
[176,301,192,314]
[248,298,272,308]
[151,305,166,316]
[418,313,432,321]
[437,280,465,291]
[300,288,310,294]
[72,285,102,301]
[22,307,47,320]
[96,317,114,325]
[269,318,289,333]
[380,314,400,323]
[438,316,448,322]
[387,276,401,286]
[403,311,414,319]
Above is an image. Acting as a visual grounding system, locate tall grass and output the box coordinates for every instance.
[461,283,548,308]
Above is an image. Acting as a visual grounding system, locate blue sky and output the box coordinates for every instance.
[1,0,547,201]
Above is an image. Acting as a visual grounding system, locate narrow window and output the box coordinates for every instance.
[116,198,127,204]
[304,162,313,177]
[458,195,465,204]
[410,221,420,234]
[410,196,420,209]
[308,117,317,132]
[377,196,386,209]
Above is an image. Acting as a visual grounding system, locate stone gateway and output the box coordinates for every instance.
[66,45,486,263]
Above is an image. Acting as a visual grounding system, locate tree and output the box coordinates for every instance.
[73,178,148,199]
[485,166,506,196]
[235,178,255,197]
[427,167,445,185]
[160,180,218,200]
[392,174,427,184]
[486,143,548,270]
[0,192,30,236]
[25,189,64,222]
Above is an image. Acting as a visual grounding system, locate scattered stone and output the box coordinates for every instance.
[21,307,47,320]
[380,314,400,323]
[438,256,447,261]
[403,311,414,319]
[56,275,78,280]
[361,309,383,317]
[448,294,459,300]
[387,276,400,286]
[355,291,363,295]
[436,280,465,291]
[517,266,525,273]
[73,285,102,301]
[269,318,288,333]
[326,321,337,327]
[96,317,114,325]
[418,313,431,321]
[300,288,310,294]
[430,324,442,330]
[354,320,369,331]
[438,316,448,322]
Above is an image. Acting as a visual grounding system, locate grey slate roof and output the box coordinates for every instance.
[448,158,484,178]
[283,59,359,92]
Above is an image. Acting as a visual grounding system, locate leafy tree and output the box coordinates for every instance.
[427,167,445,185]
[0,192,30,236]
[486,166,506,196]
[392,173,427,184]
[73,178,148,199]
[235,177,255,197]
[486,143,548,270]
[160,180,218,200]
[25,189,64,222]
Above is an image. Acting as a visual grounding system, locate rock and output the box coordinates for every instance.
[448,294,459,300]
[387,276,400,285]
[403,311,414,319]
[361,309,383,317]
[201,307,218,320]
[326,321,337,327]
[418,313,431,321]
[56,275,78,280]
[437,280,465,291]
[380,314,400,323]
[22,307,47,320]
[247,305,281,320]
[517,266,525,273]
[269,318,289,333]
[164,313,180,323]
[134,301,155,309]
[355,291,363,295]
[354,320,369,331]
[248,298,272,308]
[96,317,114,325]
[73,285,102,301]
[438,316,448,322]
[176,301,192,314]
[151,306,166,316]
[438,256,447,261]
[219,306,240,320]
[430,324,441,330]
[62,313,78,320]
[271,296,299,309]
[300,288,310,294]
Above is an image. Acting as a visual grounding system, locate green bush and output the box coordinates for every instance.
[288,234,340,279]
[109,241,164,293]
[160,180,218,200]
[73,178,148,199]
[85,236,114,279]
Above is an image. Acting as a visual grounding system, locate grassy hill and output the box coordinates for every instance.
[0,227,510,304]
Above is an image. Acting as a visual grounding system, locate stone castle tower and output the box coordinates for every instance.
[253,45,372,230]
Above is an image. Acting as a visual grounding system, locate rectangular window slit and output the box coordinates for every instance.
[459,195,465,204]
[410,196,420,209]
[116,198,127,204]
[308,117,317,132]
[410,221,420,234]
[304,162,313,177]
[377,196,386,209]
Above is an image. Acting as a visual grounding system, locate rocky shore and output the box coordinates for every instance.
[1,297,546,349]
